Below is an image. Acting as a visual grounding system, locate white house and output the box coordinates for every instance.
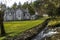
[4,8,31,21]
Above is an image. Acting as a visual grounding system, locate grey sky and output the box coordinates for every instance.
[0,0,35,7]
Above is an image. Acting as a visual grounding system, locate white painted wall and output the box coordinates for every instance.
[16,9,24,20]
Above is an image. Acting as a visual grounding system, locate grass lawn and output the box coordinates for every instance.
[0,18,46,40]
[48,18,60,26]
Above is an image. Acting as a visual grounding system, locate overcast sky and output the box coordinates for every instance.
[0,0,35,7]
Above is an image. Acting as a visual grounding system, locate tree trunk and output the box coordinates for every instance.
[0,11,6,36]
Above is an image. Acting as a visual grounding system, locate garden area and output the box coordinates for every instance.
[0,18,46,40]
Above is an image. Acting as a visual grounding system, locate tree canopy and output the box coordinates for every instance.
[33,0,60,17]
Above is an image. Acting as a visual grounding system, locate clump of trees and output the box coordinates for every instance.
[12,2,35,15]
[22,2,35,15]
[33,0,60,17]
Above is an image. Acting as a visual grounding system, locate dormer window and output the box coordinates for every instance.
[9,13,11,16]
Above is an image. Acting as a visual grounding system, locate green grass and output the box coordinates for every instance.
[48,18,60,26]
[4,19,45,36]
[0,18,46,40]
